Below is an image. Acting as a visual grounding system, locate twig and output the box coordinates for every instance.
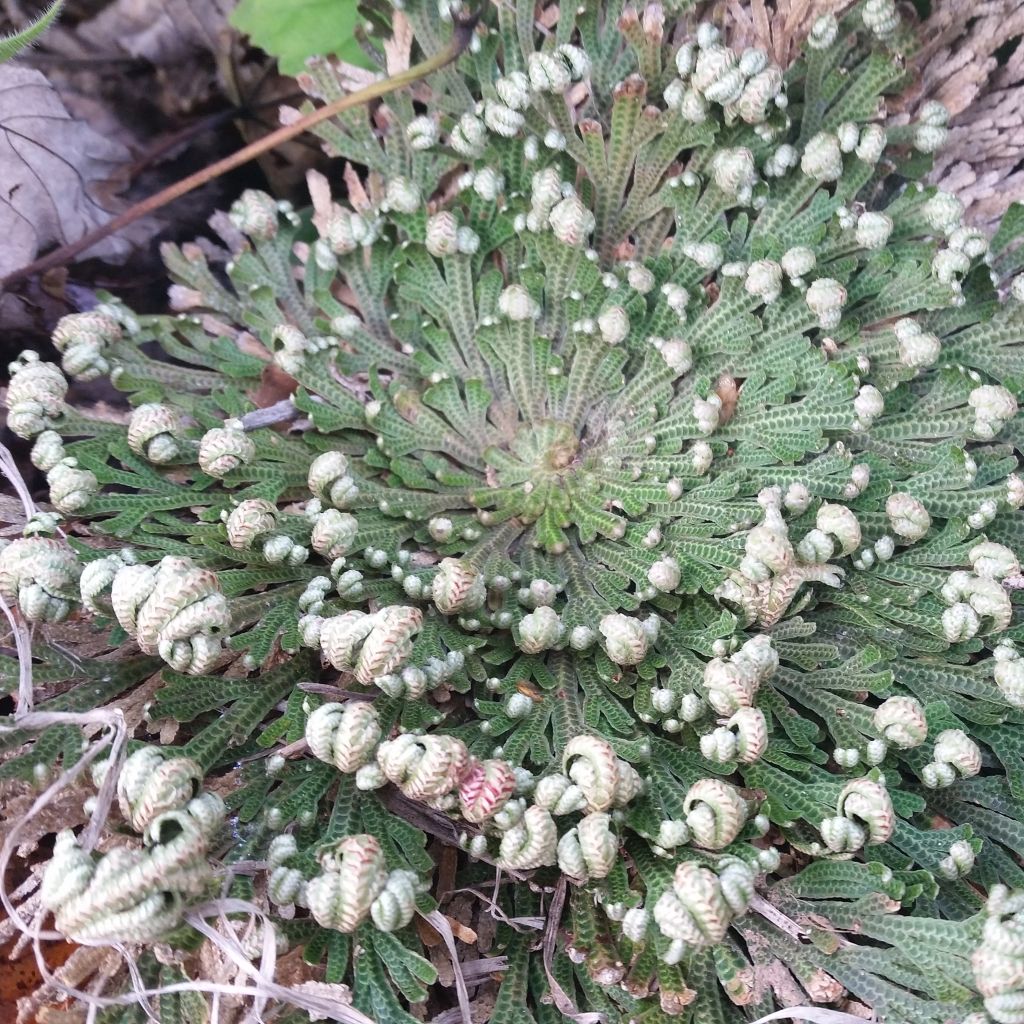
[749,894,808,940]
[0,13,480,290]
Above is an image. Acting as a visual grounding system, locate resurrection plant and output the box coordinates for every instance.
[3,0,1024,1020]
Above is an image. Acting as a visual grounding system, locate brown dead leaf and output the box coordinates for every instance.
[71,0,234,64]
[0,66,137,279]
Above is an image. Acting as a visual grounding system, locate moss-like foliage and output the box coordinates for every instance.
[4,1,1024,1021]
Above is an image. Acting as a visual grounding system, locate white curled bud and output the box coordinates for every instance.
[308,451,358,508]
[306,702,381,773]
[816,502,861,554]
[856,124,887,163]
[229,189,279,239]
[702,707,768,764]
[781,246,815,281]
[894,318,941,369]
[784,482,811,514]
[653,861,734,948]
[807,13,838,49]
[656,337,693,376]
[873,696,928,749]
[6,353,68,439]
[224,498,276,551]
[29,430,65,473]
[406,115,438,150]
[969,385,1018,440]
[198,420,255,478]
[674,86,708,122]
[598,306,630,345]
[110,555,229,674]
[311,509,359,561]
[854,384,885,429]
[384,176,422,214]
[569,625,595,650]
[451,112,486,156]
[745,260,783,303]
[801,133,843,181]
[835,747,861,769]
[79,549,135,616]
[47,458,98,514]
[319,606,422,682]
[268,865,305,907]
[653,820,689,851]
[693,393,722,434]
[557,43,590,80]
[377,733,469,802]
[933,247,970,284]
[682,241,723,270]
[472,167,505,201]
[684,778,748,848]
[598,613,649,666]
[533,773,587,815]
[52,311,121,381]
[621,906,649,943]
[458,758,515,823]
[498,283,540,321]
[793,527,836,566]
[674,42,696,77]
[921,761,957,788]
[306,835,388,933]
[737,66,784,124]
[483,100,525,137]
[855,211,893,250]
[528,51,571,93]
[562,736,623,813]
[371,869,423,932]
[835,776,895,846]
[993,645,1024,708]
[127,404,185,464]
[923,191,964,234]
[495,71,531,111]
[914,101,949,154]
[932,728,982,778]
[647,557,681,592]
[549,195,595,247]
[949,226,988,259]
[456,226,479,254]
[886,493,931,542]
[558,811,617,880]
[497,805,558,869]
[805,278,846,329]
[764,143,798,177]
[863,0,899,37]
[693,45,744,105]
[836,122,859,153]
[116,746,203,832]
[425,212,459,257]
[710,147,756,199]
[661,283,689,318]
[518,606,563,653]
[938,839,976,879]
[433,557,486,615]
[627,265,656,293]
[942,602,980,642]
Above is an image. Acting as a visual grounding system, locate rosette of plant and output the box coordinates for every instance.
[3,1,1024,1022]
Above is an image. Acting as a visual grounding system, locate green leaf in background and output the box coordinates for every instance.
[0,0,64,63]
[230,0,369,74]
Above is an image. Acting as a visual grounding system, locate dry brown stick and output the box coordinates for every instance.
[0,14,479,291]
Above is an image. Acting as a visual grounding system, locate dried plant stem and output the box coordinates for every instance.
[0,15,479,291]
